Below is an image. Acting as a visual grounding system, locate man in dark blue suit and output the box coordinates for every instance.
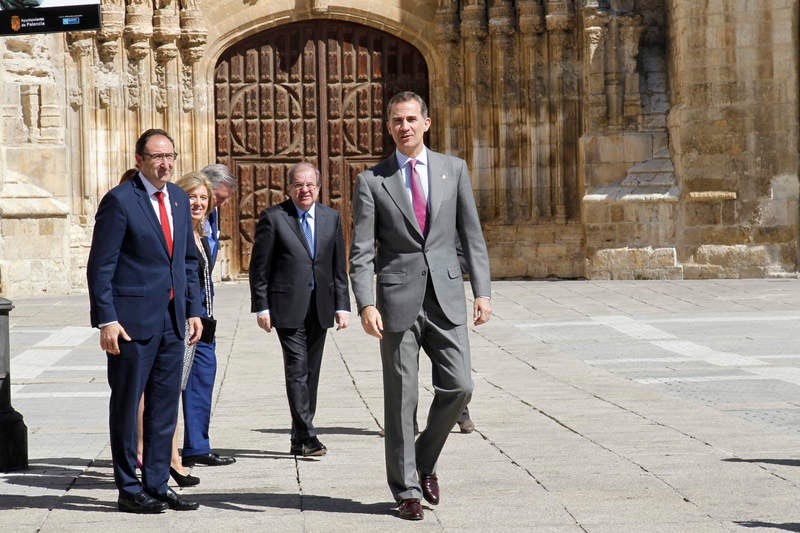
[249,162,350,456]
[87,129,203,513]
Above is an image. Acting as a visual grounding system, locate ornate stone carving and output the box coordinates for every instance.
[96,3,125,64]
[461,0,487,42]
[518,0,545,35]
[124,2,154,62]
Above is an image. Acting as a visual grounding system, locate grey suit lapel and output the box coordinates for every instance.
[382,161,423,237]
[426,151,446,230]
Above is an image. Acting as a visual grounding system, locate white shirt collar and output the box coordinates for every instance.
[293,201,316,219]
[395,146,428,169]
[139,172,168,199]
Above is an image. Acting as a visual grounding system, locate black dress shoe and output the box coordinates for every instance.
[420,472,439,505]
[291,437,327,457]
[397,498,423,520]
[170,467,200,487]
[182,452,236,467]
[148,487,199,511]
[117,491,168,514]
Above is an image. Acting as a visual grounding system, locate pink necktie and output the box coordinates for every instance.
[409,159,427,234]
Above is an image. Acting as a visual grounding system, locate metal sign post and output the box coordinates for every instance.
[0,297,28,472]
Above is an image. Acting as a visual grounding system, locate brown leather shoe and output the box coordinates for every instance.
[397,498,423,520]
[420,472,439,505]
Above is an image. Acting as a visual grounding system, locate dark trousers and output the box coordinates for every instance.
[276,297,327,444]
[182,337,217,456]
[107,306,183,497]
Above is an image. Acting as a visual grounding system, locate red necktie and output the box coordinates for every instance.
[409,159,427,234]
[154,191,173,257]
[155,191,174,299]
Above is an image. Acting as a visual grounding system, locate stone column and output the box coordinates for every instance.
[489,0,520,222]
[153,5,181,135]
[581,2,610,132]
[545,2,573,223]
[619,14,643,128]
[461,0,491,218]
[124,1,154,129]
[433,0,462,156]
[65,31,97,215]
[518,0,545,220]
[96,2,126,193]
[179,2,209,172]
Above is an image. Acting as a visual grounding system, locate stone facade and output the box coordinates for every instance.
[0,0,798,297]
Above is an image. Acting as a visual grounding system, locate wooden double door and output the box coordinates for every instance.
[214,20,429,274]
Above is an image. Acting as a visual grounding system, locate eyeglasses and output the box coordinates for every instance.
[292,183,318,191]
[143,152,178,162]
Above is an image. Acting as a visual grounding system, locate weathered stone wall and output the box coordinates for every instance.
[669,0,799,278]
[0,0,798,297]
[0,33,73,297]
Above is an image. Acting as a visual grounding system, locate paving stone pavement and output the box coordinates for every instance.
[3,279,800,532]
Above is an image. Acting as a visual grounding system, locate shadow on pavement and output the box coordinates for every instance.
[735,522,800,532]
[723,458,800,467]
[252,426,382,437]
[0,494,114,512]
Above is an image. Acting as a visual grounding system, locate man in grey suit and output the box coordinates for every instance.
[349,91,492,521]
[249,162,350,457]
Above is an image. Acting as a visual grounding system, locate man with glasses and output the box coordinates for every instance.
[248,162,350,456]
[87,129,202,513]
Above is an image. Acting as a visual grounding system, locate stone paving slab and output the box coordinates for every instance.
[3,280,800,531]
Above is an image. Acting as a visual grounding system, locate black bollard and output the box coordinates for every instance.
[0,297,28,472]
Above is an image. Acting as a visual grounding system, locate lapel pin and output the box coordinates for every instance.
[441,174,447,180]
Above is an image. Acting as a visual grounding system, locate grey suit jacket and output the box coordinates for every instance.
[349,149,491,332]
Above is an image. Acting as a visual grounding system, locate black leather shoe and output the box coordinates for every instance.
[148,487,199,511]
[291,437,327,457]
[117,491,168,514]
[170,467,200,487]
[182,452,236,467]
[397,498,424,520]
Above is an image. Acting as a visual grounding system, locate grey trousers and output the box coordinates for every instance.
[379,288,473,502]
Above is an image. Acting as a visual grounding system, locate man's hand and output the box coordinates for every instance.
[100,322,131,355]
[257,313,272,333]
[187,317,203,345]
[473,297,492,326]
[359,305,383,339]
[335,311,350,331]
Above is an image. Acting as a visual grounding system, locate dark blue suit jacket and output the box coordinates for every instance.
[87,174,203,340]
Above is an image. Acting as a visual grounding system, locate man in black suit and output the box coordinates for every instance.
[87,129,202,513]
[249,162,350,456]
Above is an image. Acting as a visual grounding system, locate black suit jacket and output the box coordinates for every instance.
[249,199,350,329]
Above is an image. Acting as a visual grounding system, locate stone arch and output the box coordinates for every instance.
[209,17,431,275]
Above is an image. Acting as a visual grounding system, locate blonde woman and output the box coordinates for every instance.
[175,171,236,474]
